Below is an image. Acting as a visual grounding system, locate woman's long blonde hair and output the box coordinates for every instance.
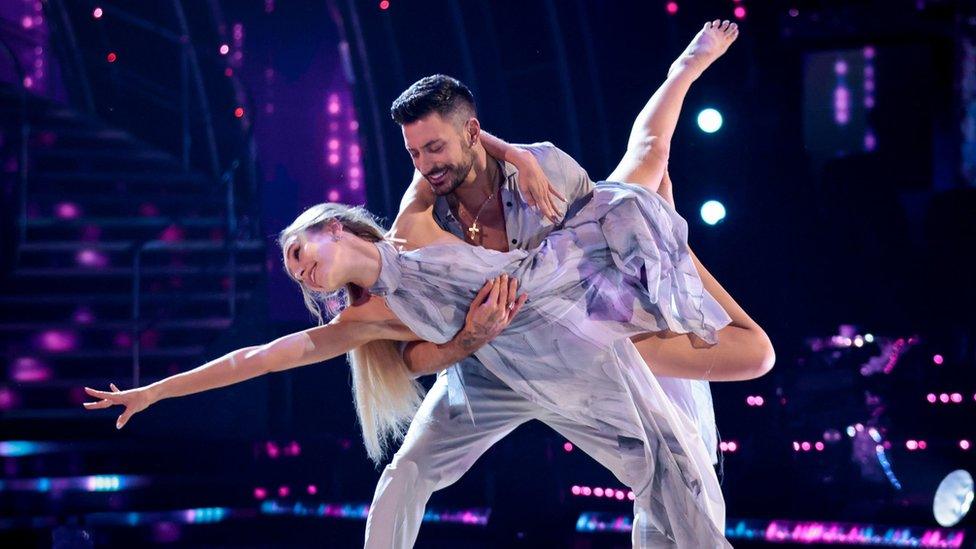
[278,203,424,464]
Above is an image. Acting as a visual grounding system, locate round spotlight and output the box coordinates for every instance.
[219,44,230,55]
[665,2,679,14]
[933,470,974,527]
[93,7,103,18]
[700,200,726,225]
[697,108,723,133]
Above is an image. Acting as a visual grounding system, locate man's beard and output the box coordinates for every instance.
[426,150,475,196]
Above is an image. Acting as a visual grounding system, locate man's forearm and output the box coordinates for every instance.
[402,330,486,376]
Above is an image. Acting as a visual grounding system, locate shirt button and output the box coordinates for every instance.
[511,239,518,245]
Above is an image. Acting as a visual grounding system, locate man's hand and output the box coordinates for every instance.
[459,274,527,351]
[513,150,566,224]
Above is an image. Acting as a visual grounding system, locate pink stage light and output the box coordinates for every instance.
[951,393,963,403]
[917,440,927,450]
[106,52,117,63]
[93,7,103,18]
[665,2,678,15]
[72,307,95,324]
[219,44,230,55]
[906,440,918,450]
[801,442,811,452]
[593,487,604,497]
[571,485,581,495]
[563,442,573,452]
[254,487,267,499]
[615,490,625,500]
[76,249,108,268]
[746,396,755,406]
[38,330,77,352]
[733,6,746,19]
[307,484,317,495]
[328,190,340,202]
[926,393,937,403]
[581,486,591,496]
[960,440,971,451]
[234,107,245,118]
[933,354,944,365]
[627,491,635,501]
[814,442,824,451]
[792,441,800,452]
[286,441,301,456]
[328,154,340,166]
[55,202,80,219]
[727,441,738,452]
[328,139,340,150]
[0,387,18,411]
[940,393,950,403]
[12,357,50,382]
[265,441,280,459]
[379,0,390,10]
[278,485,289,497]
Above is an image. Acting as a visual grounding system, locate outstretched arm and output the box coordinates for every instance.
[607,20,738,191]
[84,302,411,428]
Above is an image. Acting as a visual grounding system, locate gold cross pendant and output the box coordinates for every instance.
[467,223,480,240]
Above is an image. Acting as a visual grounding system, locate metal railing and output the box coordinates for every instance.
[0,22,32,270]
[35,1,259,385]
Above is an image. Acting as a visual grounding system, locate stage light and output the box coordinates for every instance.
[951,393,963,403]
[933,470,974,527]
[666,2,678,15]
[328,190,340,201]
[224,68,233,77]
[801,442,811,451]
[700,200,726,225]
[940,393,950,403]
[864,333,874,343]
[93,7,103,18]
[696,108,723,133]
[571,485,581,495]
[733,6,746,19]
[106,52,117,63]
[379,0,390,9]
[563,442,574,452]
[219,44,230,55]
[307,484,317,495]
[960,440,971,451]
[933,354,944,365]
[278,485,289,497]
[788,8,799,17]
[594,487,604,497]
[254,487,267,499]
[906,440,918,451]
[234,107,244,118]
[927,393,937,403]
[328,154,340,165]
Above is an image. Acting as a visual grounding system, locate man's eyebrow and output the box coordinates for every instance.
[421,139,443,150]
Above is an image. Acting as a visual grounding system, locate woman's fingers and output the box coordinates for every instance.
[83,400,113,409]
[116,411,132,430]
[110,383,120,392]
[494,274,508,308]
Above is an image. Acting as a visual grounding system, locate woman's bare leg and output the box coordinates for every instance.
[607,20,739,191]
[633,171,775,381]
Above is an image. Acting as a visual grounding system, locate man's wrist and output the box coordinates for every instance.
[456,326,488,353]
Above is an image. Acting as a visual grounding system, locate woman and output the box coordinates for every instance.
[86,21,751,546]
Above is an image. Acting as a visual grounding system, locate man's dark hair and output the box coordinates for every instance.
[390,74,476,125]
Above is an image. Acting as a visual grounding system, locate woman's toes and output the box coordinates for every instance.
[711,19,721,28]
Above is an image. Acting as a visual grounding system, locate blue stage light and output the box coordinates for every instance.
[700,200,726,225]
[697,108,723,133]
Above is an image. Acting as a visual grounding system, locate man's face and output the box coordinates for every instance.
[402,112,477,196]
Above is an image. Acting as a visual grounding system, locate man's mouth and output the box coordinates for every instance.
[427,168,449,185]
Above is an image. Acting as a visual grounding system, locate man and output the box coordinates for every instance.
[365,21,772,547]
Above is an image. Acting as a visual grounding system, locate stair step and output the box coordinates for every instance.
[12,264,262,277]
[19,239,263,252]
[32,147,176,162]
[35,171,209,185]
[0,318,233,331]
[0,291,252,304]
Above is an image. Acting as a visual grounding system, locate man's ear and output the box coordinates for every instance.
[464,117,482,147]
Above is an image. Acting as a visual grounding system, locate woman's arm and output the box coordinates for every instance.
[480,131,566,223]
[83,304,408,428]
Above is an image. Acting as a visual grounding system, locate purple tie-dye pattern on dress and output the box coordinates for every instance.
[370,181,733,547]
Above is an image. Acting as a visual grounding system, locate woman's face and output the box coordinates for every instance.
[283,228,343,293]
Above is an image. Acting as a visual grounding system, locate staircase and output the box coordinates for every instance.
[0,85,265,425]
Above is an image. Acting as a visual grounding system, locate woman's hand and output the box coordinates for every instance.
[460,274,527,349]
[83,383,153,430]
[513,151,566,223]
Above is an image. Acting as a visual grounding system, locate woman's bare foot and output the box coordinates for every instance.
[668,20,739,80]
